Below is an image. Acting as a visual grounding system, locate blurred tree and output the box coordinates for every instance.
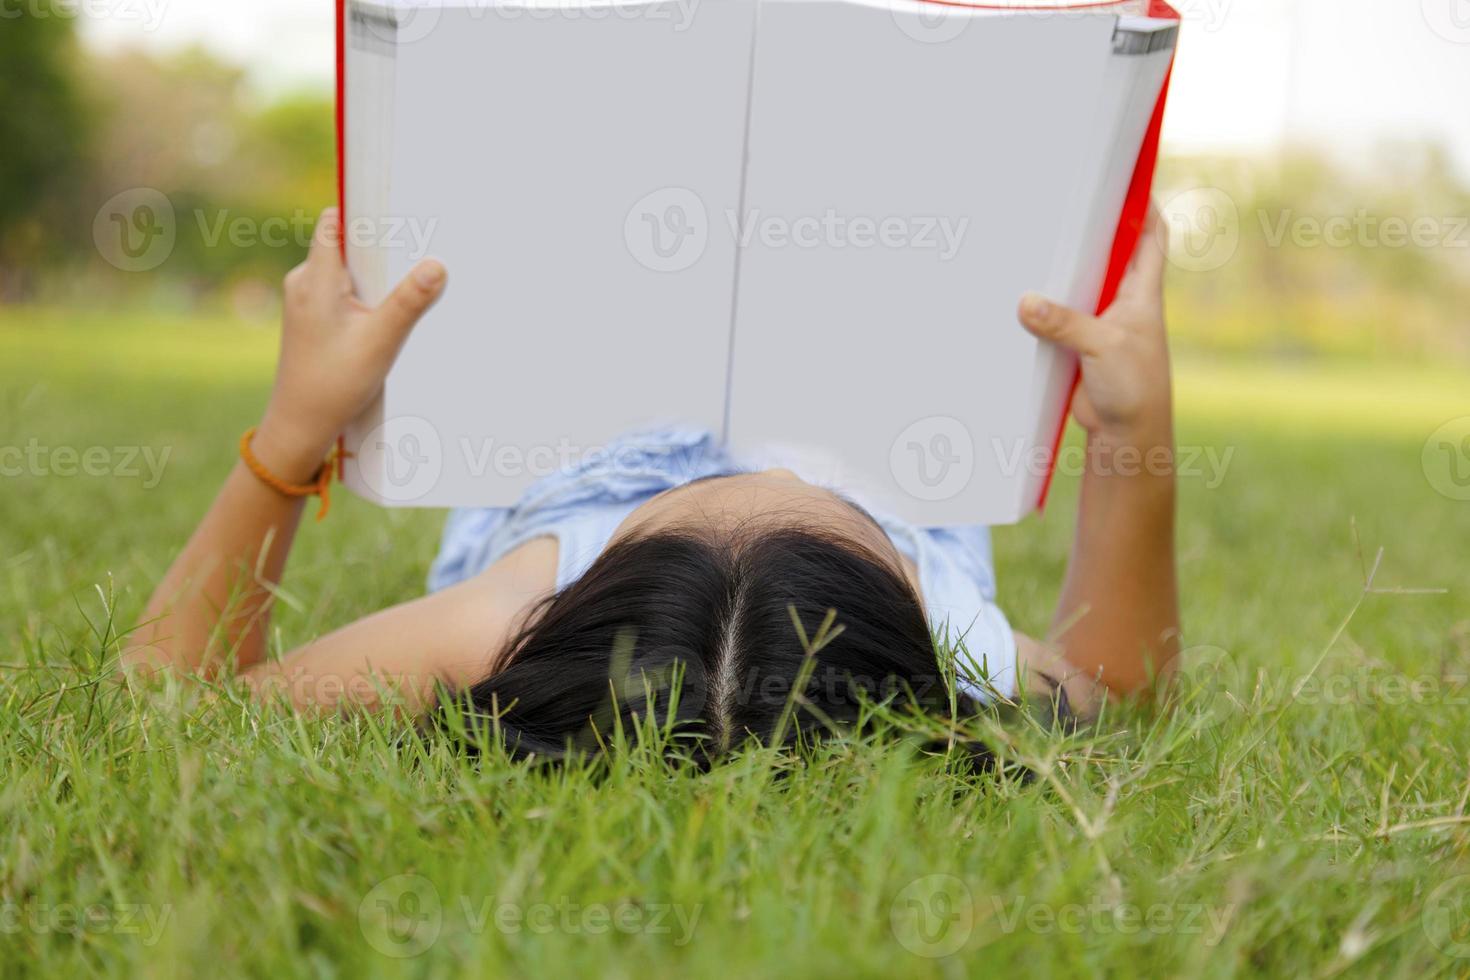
[74,48,335,301]
[1159,147,1470,362]
[0,10,89,299]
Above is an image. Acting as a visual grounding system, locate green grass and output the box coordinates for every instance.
[2,306,1469,978]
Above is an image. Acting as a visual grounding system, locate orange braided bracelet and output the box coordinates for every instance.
[238,427,352,521]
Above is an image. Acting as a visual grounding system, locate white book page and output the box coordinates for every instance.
[347,0,754,507]
[726,2,1119,526]
[343,1,397,308]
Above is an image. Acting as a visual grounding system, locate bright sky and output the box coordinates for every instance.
[79,0,1470,180]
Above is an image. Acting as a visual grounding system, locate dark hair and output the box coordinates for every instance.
[447,523,983,767]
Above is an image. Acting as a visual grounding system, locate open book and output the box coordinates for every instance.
[337,0,1178,524]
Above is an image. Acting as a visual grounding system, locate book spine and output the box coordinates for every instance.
[335,0,346,258]
[1035,0,1177,514]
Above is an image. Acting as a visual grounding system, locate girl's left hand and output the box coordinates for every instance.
[255,207,448,477]
[1016,203,1171,444]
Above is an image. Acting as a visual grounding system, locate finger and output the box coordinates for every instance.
[370,258,448,348]
[1119,202,1167,300]
[1017,293,1104,356]
[306,207,344,272]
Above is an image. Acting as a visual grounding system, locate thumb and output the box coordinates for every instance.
[1116,202,1167,303]
[371,259,448,348]
[1017,293,1104,355]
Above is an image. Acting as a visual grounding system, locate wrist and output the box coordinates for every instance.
[1083,418,1175,483]
[1089,389,1174,451]
[251,415,335,485]
[1090,417,1173,451]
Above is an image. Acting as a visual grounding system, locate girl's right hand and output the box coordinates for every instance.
[255,208,448,478]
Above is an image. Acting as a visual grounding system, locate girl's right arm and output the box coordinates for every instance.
[1012,206,1181,716]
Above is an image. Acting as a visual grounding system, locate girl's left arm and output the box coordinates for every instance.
[121,209,457,694]
[1011,205,1181,716]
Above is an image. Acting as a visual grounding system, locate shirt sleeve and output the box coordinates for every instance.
[910,526,1018,702]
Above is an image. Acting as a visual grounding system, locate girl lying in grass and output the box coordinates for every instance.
[122,206,1180,761]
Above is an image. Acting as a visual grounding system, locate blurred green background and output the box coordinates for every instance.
[6,8,1470,359]
[1,13,332,312]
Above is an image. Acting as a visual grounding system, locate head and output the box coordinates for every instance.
[452,469,968,767]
